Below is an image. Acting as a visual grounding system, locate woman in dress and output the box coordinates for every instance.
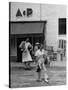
[21,38,33,68]
[35,44,49,83]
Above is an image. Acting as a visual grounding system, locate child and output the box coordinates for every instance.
[35,44,49,83]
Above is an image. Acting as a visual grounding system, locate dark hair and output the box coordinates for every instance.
[38,45,40,49]
[26,38,29,42]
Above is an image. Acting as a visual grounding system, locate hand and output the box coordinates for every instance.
[21,49,23,51]
[43,54,46,58]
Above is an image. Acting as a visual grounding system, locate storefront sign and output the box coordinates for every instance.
[10,2,40,21]
[16,8,33,17]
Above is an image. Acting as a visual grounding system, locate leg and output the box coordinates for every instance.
[43,63,49,82]
[37,71,41,81]
[28,61,30,66]
[27,61,30,68]
[24,62,27,66]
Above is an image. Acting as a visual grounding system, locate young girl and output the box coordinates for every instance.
[35,44,49,83]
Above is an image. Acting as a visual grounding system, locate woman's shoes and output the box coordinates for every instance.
[37,78,49,83]
[44,78,50,85]
[37,79,42,82]
[44,79,49,83]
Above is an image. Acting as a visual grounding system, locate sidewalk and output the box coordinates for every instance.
[11,61,66,88]
[50,60,66,67]
[11,60,66,69]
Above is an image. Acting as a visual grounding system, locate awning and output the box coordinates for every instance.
[10,22,44,34]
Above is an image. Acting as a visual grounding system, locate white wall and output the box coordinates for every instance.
[41,4,66,51]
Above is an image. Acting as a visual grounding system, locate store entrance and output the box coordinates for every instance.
[17,34,44,62]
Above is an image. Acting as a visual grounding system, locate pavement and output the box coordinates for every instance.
[10,61,66,88]
[10,60,66,68]
[50,60,66,67]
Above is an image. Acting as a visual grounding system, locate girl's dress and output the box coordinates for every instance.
[35,49,48,82]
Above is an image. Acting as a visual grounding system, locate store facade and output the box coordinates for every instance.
[9,2,66,62]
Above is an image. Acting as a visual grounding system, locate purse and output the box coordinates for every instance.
[36,65,41,72]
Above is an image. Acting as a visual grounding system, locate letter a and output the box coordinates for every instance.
[16,8,22,17]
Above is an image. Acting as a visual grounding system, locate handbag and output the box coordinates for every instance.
[44,57,48,64]
[36,65,41,72]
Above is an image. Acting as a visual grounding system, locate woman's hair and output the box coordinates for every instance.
[36,44,44,50]
[26,38,29,42]
[38,45,40,49]
[40,44,44,50]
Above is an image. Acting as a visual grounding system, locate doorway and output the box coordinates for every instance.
[17,33,44,62]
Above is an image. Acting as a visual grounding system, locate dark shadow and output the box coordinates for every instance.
[11,66,36,71]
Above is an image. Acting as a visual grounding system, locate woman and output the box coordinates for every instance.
[35,44,49,83]
[20,38,33,68]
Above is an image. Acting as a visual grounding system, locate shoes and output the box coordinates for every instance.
[44,79,49,83]
[37,79,42,82]
[37,78,49,83]
[44,78,49,83]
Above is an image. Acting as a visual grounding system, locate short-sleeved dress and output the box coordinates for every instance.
[35,49,47,71]
[35,49,49,81]
[22,42,32,62]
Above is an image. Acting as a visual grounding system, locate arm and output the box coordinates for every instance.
[35,50,41,62]
[19,41,24,48]
[28,43,33,51]
[43,50,47,59]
